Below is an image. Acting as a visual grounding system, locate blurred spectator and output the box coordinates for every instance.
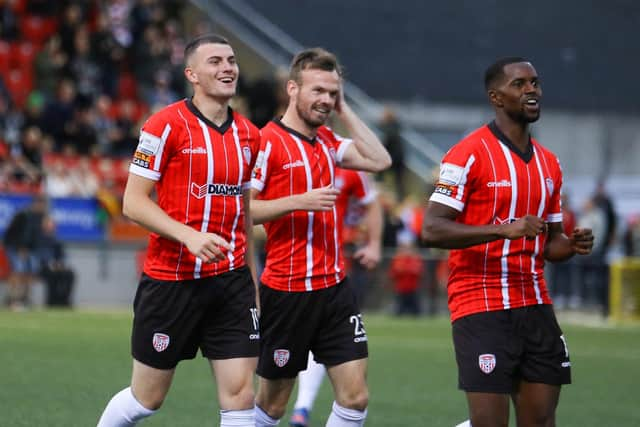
[576,195,607,313]
[91,10,127,98]
[145,69,179,111]
[133,24,170,97]
[20,91,46,131]
[62,102,98,155]
[380,188,403,248]
[105,0,134,49]
[58,3,85,58]
[44,159,76,197]
[2,195,48,310]
[93,94,119,153]
[379,106,406,198]
[110,98,140,156]
[0,0,19,41]
[246,74,278,127]
[37,215,75,307]
[67,27,103,98]
[41,78,76,149]
[623,214,640,257]
[389,231,424,316]
[34,36,69,98]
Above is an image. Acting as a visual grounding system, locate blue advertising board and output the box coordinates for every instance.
[0,194,105,242]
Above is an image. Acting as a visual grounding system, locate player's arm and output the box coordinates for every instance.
[249,186,340,225]
[544,222,594,262]
[123,173,230,262]
[421,201,547,249]
[242,189,260,312]
[335,91,392,173]
[353,196,383,269]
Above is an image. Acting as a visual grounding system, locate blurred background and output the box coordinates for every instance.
[0,0,639,321]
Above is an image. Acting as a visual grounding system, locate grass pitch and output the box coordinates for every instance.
[0,310,638,426]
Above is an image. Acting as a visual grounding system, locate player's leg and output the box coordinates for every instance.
[201,267,261,426]
[513,305,571,427]
[466,392,509,427]
[96,359,173,426]
[325,358,369,426]
[255,376,297,425]
[511,381,560,427]
[290,351,326,426]
[452,311,518,427]
[211,357,258,426]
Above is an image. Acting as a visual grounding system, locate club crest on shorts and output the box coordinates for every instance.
[478,353,496,374]
[152,333,170,352]
[273,349,290,367]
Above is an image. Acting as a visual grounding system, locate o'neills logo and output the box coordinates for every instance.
[487,179,511,188]
[191,182,242,199]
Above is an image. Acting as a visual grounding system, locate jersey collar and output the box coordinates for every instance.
[272,118,316,144]
[185,98,234,134]
[488,120,533,163]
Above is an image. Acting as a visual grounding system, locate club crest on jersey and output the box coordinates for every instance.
[545,178,554,195]
[152,333,170,352]
[478,354,496,374]
[273,349,290,367]
[243,146,252,165]
[191,182,242,198]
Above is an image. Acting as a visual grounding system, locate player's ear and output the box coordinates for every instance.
[185,67,198,84]
[488,89,502,108]
[286,79,298,98]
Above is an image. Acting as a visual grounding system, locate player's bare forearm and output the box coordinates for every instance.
[422,214,505,249]
[250,187,338,224]
[123,174,196,244]
[337,103,392,172]
[544,223,594,262]
[243,191,260,312]
[249,194,297,225]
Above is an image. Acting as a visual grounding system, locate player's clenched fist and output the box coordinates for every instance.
[569,227,594,255]
[297,185,341,211]
[502,215,546,240]
[184,230,231,263]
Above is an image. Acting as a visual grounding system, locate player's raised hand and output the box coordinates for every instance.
[569,227,594,255]
[502,215,546,240]
[183,230,231,263]
[297,185,340,211]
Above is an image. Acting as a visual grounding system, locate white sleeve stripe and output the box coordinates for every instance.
[250,178,264,192]
[153,124,172,170]
[429,193,464,211]
[130,163,160,180]
[335,139,353,164]
[547,213,563,222]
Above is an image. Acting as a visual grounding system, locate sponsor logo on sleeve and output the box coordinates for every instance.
[132,151,151,168]
[137,132,161,155]
[434,183,454,196]
[439,163,465,185]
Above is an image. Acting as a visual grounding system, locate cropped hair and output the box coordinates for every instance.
[289,48,342,83]
[184,33,230,63]
[484,57,528,90]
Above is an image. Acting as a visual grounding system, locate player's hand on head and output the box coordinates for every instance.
[503,215,546,240]
[570,227,594,255]
[184,231,231,263]
[298,185,340,211]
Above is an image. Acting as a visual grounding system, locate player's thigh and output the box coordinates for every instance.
[466,391,510,427]
[452,311,519,394]
[326,358,368,410]
[512,380,560,427]
[210,357,258,410]
[131,359,176,410]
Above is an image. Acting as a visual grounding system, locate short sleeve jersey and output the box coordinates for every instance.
[334,168,377,245]
[251,119,353,292]
[429,122,563,322]
[129,99,260,281]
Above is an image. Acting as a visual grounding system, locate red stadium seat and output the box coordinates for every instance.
[5,68,33,108]
[0,41,10,75]
[10,41,37,70]
[117,72,138,99]
[20,15,58,46]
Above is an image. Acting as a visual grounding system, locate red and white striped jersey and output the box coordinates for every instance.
[429,122,563,322]
[334,168,377,245]
[251,120,352,292]
[129,99,260,281]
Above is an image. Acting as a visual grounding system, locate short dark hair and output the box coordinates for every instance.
[184,33,230,64]
[484,57,529,90]
[289,47,342,83]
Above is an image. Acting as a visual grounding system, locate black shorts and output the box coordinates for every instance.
[452,304,571,393]
[257,278,368,379]
[131,266,259,370]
